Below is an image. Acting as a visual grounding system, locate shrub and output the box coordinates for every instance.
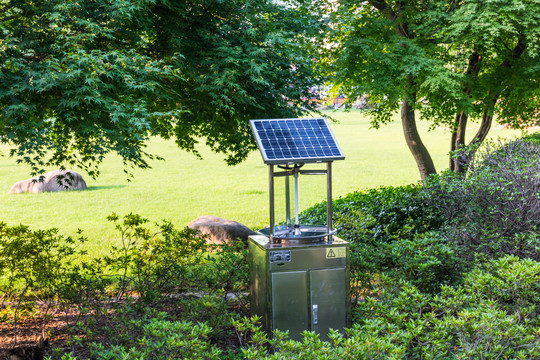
[351,255,540,359]
[1,214,249,353]
[422,256,540,358]
[88,312,222,359]
[0,223,107,343]
[383,232,467,293]
[202,240,249,303]
[179,295,245,344]
[300,185,447,298]
[464,255,540,325]
[102,213,249,305]
[300,185,443,244]
[234,316,408,360]
[103,213,211,303]
[423,137,540,261]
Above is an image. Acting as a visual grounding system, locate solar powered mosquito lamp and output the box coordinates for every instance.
[248,117,349,341]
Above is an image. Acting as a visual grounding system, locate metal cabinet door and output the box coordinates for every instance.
[272,271,308,339]
[310,268,346,338]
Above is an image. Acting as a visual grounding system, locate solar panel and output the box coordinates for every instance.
[250,118,345,165]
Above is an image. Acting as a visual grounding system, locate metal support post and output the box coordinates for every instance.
[285,172,291,227]
[294,165,300,235]
[269,165,275,243]
[327,162,333,242]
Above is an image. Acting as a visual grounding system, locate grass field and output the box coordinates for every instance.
[0,110,524,255]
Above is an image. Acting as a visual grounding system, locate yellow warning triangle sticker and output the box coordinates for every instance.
[326,247,346,259]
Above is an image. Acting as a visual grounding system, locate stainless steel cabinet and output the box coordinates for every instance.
[249,235,349,341]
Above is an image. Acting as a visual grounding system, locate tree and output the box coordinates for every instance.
[0,0,325,177]
[325,0,540,179]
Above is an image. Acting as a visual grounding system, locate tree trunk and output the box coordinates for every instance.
[401,95,436,180]
[368,1,436,180]
[449,111,468,172]
[450,50,480,173]
[470,102,495,146]
[457,39,526,169]
[449,129,457,171]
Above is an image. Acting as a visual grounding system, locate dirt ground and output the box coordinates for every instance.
[0,308,83,360]
[1,319,65,359]
[0,296,246,360]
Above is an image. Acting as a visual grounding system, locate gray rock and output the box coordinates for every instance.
[188,215,256,245]
[8,170,87,194]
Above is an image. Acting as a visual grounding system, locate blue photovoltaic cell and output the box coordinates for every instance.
[250,118,345,164]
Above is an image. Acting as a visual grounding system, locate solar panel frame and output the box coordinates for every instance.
[250,118,345,165]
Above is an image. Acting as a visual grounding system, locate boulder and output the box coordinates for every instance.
[8,170,87,194]
[188,215,256,245]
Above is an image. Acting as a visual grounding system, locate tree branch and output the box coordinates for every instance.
[469,95,496,146]
[368,0,413,38]
[368,0,397,20]
[500,36,527,68]
[469,37,527,146]
[450,49,482,171]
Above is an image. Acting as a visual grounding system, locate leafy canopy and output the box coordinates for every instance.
[0,0,326,177]
[326,0,540,138]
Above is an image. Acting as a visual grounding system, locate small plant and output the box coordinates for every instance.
[234,315,407,359]
[0,223,104,345]
[103,213,210,303]
[89,312,222,359]
[179,295,244,344]
[103,213,152,300]
[203,240,249,303]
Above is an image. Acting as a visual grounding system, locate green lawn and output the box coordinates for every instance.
[0,110,524,255]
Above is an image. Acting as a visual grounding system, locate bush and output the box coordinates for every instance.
[426,256,540,358]
[350,255,540,359]
[202,240,249,303]
[88,312,222,359]
[102,213,249,305]
[236,254,540,359]
[383,232,467,294]
[234,316,407,360]
[103,213,211,303]
[465,255,540,325]
[423,137,540,261]
[0,224,89,301]
[300,185,447,298]
[300,185,443,244]
[1,213,250,355]
[0,223,107,343]
[179,295,245,344]
[57,295,245,359]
